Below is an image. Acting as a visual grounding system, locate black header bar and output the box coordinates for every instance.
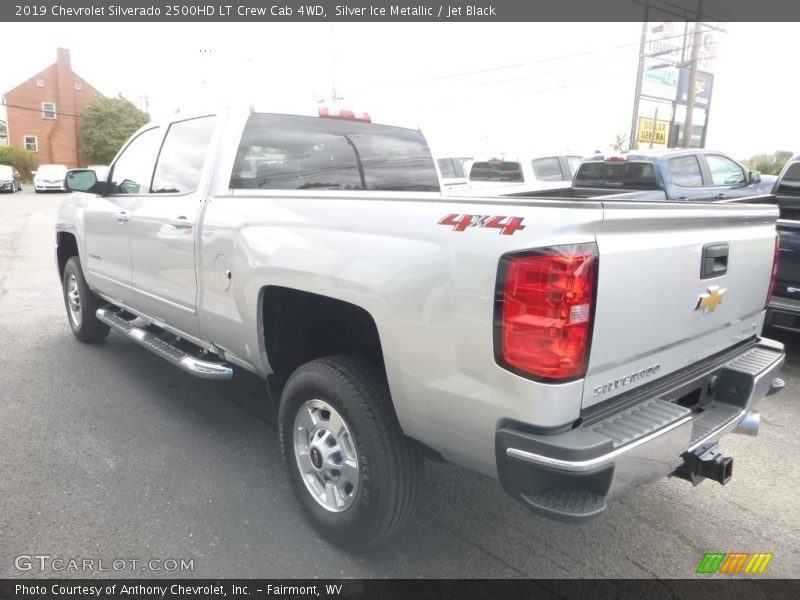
[4,0,800,22]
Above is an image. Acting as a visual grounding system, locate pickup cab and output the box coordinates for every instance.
[503,149,775,202]
[56,106,785,547]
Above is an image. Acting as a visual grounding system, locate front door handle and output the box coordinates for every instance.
[716,193,728,199]
[113,212,129,223]
[169,217,193,229]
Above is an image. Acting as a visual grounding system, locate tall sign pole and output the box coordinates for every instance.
[629,4,650,151]
[682,0,705,147]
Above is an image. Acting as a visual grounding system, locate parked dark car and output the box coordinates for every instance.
[763,155,800,332]
[0,165,22,192]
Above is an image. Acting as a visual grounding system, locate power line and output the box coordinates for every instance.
[350,30,697,92]
[2,102,83,118]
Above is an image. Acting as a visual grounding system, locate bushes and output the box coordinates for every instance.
[0,146,38,180]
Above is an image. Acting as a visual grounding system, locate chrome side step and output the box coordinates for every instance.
[96,307,233,380]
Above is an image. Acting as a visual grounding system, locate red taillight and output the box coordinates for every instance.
[766,232,780,309]
[496,244,597,381]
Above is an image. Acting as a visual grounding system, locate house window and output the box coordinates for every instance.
[74,80,83,91]
[42,102,56,119]
[36,78,44,88]
[24,136,38,152]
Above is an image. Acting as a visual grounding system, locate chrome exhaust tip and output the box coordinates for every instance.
[733,411,760,437]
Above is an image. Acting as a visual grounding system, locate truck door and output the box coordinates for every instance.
[83,126,163,305]
[130,115,216,337]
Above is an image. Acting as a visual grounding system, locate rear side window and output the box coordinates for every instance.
[778,162,800,196]
[230,114,439,192]
[668,155,703,187]
[574,161,659,189]
[152,116,216,194]
[531,157,564,181]
[469,161,523,182]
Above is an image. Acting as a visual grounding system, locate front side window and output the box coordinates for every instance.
[151,116,215,194]
[531,157,564,181]
[108,127,162,195]
[668,155,703,187]
[24,135,38,151]
[42,102,56,119]
[230,114,439,192]
[706,154,745,186]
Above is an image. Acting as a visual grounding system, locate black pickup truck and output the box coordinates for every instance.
[764,155,800,332]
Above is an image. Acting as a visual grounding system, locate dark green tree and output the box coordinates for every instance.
[81,97,149,164]
[744,151,794,175]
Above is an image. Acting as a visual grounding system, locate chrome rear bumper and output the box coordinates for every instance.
[496,338,784,522]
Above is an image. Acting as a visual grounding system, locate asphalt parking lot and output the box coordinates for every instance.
[1,188,799,579]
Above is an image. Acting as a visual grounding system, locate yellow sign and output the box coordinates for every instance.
[637,117,670,145]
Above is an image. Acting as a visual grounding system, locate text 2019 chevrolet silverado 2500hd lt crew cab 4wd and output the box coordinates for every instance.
[56,106,785,548]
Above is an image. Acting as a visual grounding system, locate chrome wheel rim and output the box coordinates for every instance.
[293,399,359,513]
[66,274,82,327]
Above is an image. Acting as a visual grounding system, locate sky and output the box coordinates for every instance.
[1,21,798,161]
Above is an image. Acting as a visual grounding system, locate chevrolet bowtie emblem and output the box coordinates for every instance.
[696,286,727,313]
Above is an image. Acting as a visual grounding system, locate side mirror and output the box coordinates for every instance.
[31,170,36,175]
[749,171,762,184]
[66,169,99,193]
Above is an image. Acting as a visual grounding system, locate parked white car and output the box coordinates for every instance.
[33,164,69,192]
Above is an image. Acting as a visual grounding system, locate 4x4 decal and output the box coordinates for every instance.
[438,214,526,235]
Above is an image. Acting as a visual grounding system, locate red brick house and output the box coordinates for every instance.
[3,48,104,167]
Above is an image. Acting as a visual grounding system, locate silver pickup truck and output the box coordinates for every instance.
[56,106,785,548]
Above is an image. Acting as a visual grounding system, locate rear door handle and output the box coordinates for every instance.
[169,217,193,229]
[113,212,129,223]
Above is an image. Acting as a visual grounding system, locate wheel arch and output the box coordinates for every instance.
[56,231,80,280]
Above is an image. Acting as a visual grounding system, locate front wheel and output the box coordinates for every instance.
[279,355,422,548]
[62,256,110,343]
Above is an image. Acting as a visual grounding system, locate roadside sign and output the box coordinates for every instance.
[641,59,680,101]
[678,70,714,107]
[638,117,670,145]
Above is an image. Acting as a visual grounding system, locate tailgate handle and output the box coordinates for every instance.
[701,243,729,279]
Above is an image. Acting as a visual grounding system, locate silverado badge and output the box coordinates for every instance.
[696,286,726,313]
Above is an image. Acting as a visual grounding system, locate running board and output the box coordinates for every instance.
[96,307,233,380]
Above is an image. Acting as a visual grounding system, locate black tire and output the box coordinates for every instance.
[279,355,422,548]
[62,256,110,343]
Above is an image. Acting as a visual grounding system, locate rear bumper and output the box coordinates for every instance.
[766,296,800,332]
[496,337,784,523]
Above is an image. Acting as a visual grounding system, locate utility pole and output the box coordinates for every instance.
[682,0,705,148]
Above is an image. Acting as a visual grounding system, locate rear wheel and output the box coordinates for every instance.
[62,256,110,343]
[279,355,422,548]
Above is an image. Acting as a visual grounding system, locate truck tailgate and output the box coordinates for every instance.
[583,201,778,409]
